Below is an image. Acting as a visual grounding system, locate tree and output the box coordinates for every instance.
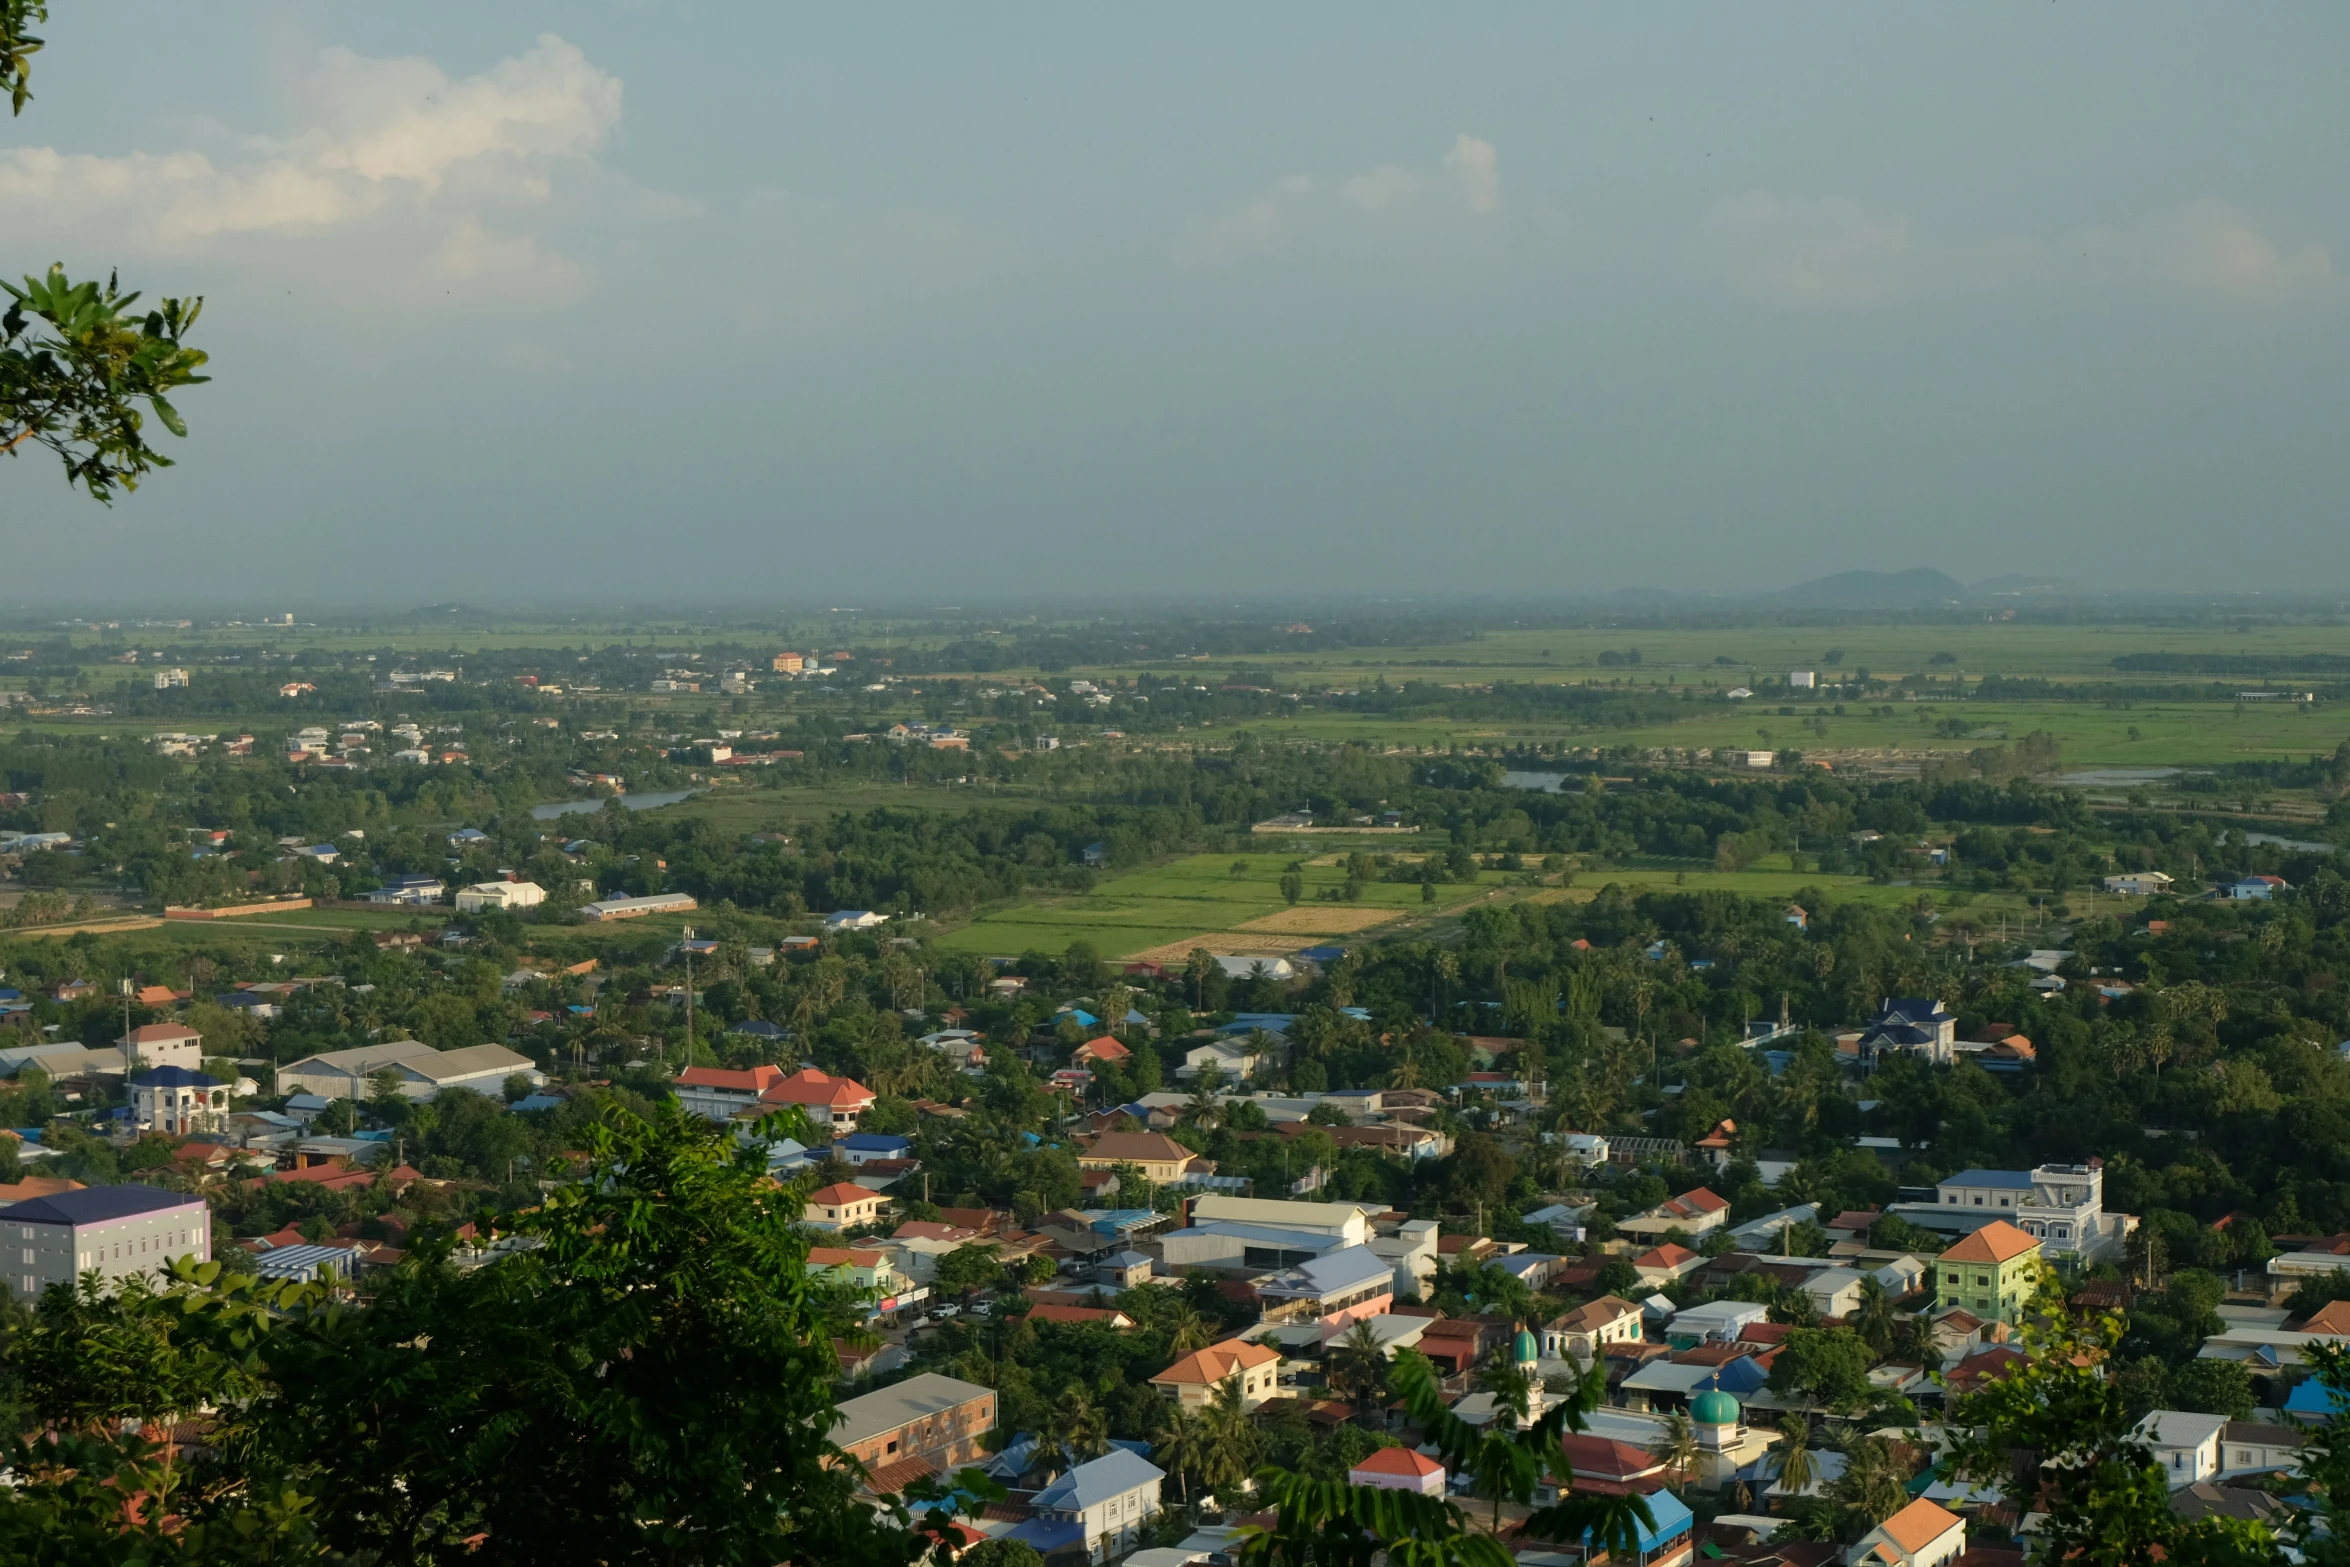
[1648,1410,1699,1488]
[1326,1316,1392,1423]
[1825,1435,1910,1540]
[1766,1326,1874,1409]
[958,1542,1046,1567]
[1850,1274,1896,1356]
[934,1241,1006,1300]
[1196,1377,1263,1503]
[1774,1413,1816,1499]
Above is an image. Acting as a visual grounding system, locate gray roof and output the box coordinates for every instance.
[1942,1169,2035,1189]
[831,1372,993,1449]
[0,1185,204,1225]
[1032,1447,1164,1511]
[1258,1243,1391,1300]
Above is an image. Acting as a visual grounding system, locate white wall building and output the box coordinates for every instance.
[455,881,545,911]
[2,1185,212,1300]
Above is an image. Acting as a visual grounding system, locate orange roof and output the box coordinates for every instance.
[1081,1131,1196,1165]
[1549,1295,1641,1333]
[2302,1300,2350,1335]
[1076,1035,1131,1061]
[1875,1497,1962,1555]
[1666,1187,1729,1216]
[1635,1244,1696,1270]
[1941,1220,2040,1265]
[1151,1338,1280,1386]
[1025,1303,1134,1328]
[807,1246,887,1269]
[758,1067,874,1109]
[676,1064,783,1092]
[124,1021,199,1041]
[808,1182,879,1208]
[1351,1446,1443,1479]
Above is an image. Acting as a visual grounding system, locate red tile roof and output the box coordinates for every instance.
[758,1068,875,1110]
[1351,1446,1443,1479]
[676,1064,783,1092]
[1942,1220,2040,1265]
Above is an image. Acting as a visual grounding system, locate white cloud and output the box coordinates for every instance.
[1701,191,1912,306]
[1177,174,1314,268]
[2073,201,2337,302]
[0,34,621,302]
[1182,136,1500,268]
[1443,134,1502,216]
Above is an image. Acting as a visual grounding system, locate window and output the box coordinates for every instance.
[1976,1274,1990,1288]
[1999,1196,2011,1207]
[1972,1196,1984,1207]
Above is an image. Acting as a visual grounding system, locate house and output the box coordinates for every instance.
[1934,1221,2042,1325]
[131,1066,229,1137]
[1544,1295,1644,1361]
[1150,1338,1282,1412]
[1253,1243,1394,1327]
[1349,1445,1444,1495]
[1024,1303,1136,1330]
[1076,1131,1208,1184]
[1073,1035,1131,1068]
[277,1041,540,1101]
[1617,1187,1731,1240]
[1784,904,1809,930]
[447,827,491,849]
[1845,1497,1964,1567]
[2103,872,2175,896]
[823,910,890,932]
[833,1132,913,1167]
[2219,1421,2302,1479]
[1177,1038,1263,1083]
[672,1064,786,1121]
[1888,1163,2130,1263]
[757,1067,877,1132]
[367,875,445,906]
[804,1182,886,1233]
[455,881,544,912]
[1213,955,1294,982]
[0,1185,213,1301]
[115,1023,204,1073]
[2228,875,2288,901]
[1028,1448,1164,1564]
[52,978,94,1002]
[1856,998,1957,1066]
[2136,1410,2227,1489]
[806,1246,900,1295]
[580,893,700,921]
[1668,1299,1770,1346]
[214,990,280,1021]
[1802,1267,1870,1319]
[1632,1244,1703,1286]
[831,1373,996,1475]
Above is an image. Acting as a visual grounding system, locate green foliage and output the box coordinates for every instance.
[2,0,42,115]
[1766,1326,1874,1408]
[3,265,209,500]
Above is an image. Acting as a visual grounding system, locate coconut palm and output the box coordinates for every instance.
[1773,1414,1816,1500]
[1325,1316,1392,1423]
[1827,1435,1910,1535]
[1649,1409,1700,1488]
[1164,1300,1215,1355]
[1851,1274,1896,1356]
[1156,1404,1212,1506]
[1059,1385,1110,1464]
[1197,1377,1263,1503]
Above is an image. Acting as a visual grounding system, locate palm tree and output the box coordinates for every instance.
[1155,1405,1211,1506]
[1649,1410,1700,1488]
[1773,1414,1816,1501]
[1851,1275,1896,1356]
[1325,1316,1391,1424]
[1059,1385,1109,1463]
[1164,1300,1214,1355]
[1196,1376,1262,1504]
[1474,1356,1533,1437]
[1827,1435,1910,1535]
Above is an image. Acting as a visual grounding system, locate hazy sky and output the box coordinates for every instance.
[6,4,2346,606]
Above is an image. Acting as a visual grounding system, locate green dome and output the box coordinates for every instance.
[1513,1327,1540,1364]
[1689,1388,1741,1426]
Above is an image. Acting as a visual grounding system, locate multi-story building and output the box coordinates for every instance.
[131,1066,229,1136]
[1934,1220,2043,1326]
[115,1023,204,1073]
[1856,998,1957,1066]
[1027,1449,1165,1563]
[831,1372,995,1480]
[1891,1162,2132,1263]
[1150,1338,1281,1412]
[3,1185,212,1300]
[1544,1294,1644,1361]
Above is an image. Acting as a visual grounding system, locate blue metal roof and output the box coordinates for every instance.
[0,1184,203,1225]
[1943,1169,2035,1189]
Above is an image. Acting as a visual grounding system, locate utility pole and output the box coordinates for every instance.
[681,924,695,1071]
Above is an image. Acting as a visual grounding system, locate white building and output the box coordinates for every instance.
[131,1066,229,1136]
[2103,872,2175,896]
[115,1024,204,1074]
[2,1185,212,1300]
[1789,671,1817,690]
[455,880,545,911]
[1029,1449,1164,1563]
[2136,1410,2227,1489]
[823,909,890,931]
[1886,1163,2131,1262]
[277,1041,541,1101]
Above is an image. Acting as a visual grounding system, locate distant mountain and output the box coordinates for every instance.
[1970,574,2078,596]
[1773,568,1968,608]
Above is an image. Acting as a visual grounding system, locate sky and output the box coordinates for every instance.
[5,3,2347,607]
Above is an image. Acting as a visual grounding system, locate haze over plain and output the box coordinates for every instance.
[5,3,2346,603]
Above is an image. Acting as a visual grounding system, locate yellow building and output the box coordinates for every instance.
[1935,1220,2042,1325]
